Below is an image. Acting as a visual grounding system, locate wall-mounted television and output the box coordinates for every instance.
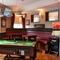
[45,10,59,21]
[3,8,12,17]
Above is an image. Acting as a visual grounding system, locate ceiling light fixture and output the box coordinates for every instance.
[21,0,24,1]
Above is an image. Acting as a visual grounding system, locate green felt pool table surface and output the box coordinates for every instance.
[0,40,35,46]
[0,40,36,60]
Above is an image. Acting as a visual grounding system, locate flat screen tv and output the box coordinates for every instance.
[3,8,12,17]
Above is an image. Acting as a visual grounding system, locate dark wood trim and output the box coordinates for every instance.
[31,15,34,22]
[0,33,6,39]
[6,28,59,32]
[45,12,49,21]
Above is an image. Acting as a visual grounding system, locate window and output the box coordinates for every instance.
[45,10,59,21]
[31,14,39,22]
[13,24,23,28]
[34,14,39,22]
[49,11,58,21]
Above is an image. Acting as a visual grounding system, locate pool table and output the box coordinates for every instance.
[0,40,36,60]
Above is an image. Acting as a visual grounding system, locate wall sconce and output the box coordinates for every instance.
[22,14,25,18]
[39,13,44,18]
[37,9,44,19]
[22,13,27,18]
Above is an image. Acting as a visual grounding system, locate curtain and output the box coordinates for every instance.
[11,13,15,28]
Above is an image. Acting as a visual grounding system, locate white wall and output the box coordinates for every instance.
[25,5,60,28]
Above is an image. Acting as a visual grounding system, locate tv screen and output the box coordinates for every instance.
[3,8,12,17]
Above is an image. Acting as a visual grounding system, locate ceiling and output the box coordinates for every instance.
[0,0,60,12]
[0,0,40,6]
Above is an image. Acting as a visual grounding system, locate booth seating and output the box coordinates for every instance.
[2,29,27,40]
[26,31,51,44]
[26,31,51,51]
[2,28,52,52]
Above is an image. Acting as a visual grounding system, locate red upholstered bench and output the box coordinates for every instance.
[2,29,52,52]
[26,31,51,51]
[2,37,10,40]
[37,39,49,45]
[2,30,27,40]
[27,31,51,44]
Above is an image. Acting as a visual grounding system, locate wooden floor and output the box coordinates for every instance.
[0,51,59,60]
[0,43,59,60]
[35,51,59,60]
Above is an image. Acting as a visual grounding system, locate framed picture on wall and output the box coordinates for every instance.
[1,17,6,27]
[25,20,30,25]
